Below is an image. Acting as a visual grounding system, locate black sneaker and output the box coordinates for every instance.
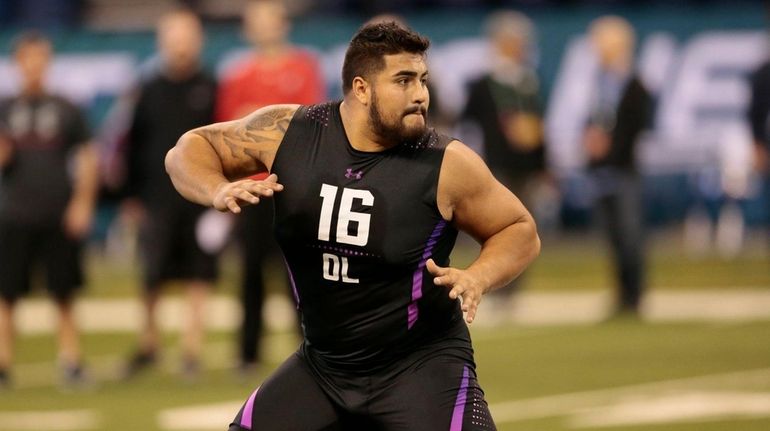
[122,350,157,379]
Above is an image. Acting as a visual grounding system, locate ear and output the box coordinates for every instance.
[352,76,370,105]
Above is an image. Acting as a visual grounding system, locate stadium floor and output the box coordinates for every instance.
[3,232,769,430]
[3,291,770,431]
[11,288,770,335]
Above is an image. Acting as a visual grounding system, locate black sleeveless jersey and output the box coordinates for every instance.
[271,101,470,373]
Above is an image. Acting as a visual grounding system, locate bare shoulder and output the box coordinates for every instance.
[440,140,495,196]
[240,104,300,135]
[437,139,496,220]
[192,104,299,148]
[191,104,300,175]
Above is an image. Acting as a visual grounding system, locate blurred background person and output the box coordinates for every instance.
[583,16,652,318]
[215,0,326,374]
[747,3,770,243]
[458,10,547,319]
[0,31,98,388]
[121,8,219,379]
[462,10,545,202]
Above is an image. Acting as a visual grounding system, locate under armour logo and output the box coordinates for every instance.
[345,168,363,180]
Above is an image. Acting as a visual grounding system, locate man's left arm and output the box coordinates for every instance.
[64,104,99,239]
[64,141,99,239]
[0,134,12,168]
[748,67,770,173]
[430,141,540,323]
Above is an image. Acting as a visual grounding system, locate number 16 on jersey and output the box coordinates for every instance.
[318,184,374,284]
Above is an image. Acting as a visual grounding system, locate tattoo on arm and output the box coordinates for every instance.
[246,108,291,133]
[194,106,294,177]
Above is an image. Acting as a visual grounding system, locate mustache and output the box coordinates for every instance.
[403,105,427,116]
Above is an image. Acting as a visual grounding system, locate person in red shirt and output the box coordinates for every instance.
[216,0,326,373]
[216,0,325,120]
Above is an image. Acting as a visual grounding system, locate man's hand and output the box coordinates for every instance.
[213,173,284,214]
[426,258,488,324]
[754,144,769,174]
[63,198,94,240]
[0,135,13,168]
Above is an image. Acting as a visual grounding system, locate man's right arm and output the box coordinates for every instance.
[0,135,12,168]
[165,104,298,212]
[748,67,770,173]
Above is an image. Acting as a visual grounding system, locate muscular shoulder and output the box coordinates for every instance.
[246,104,300,129]
[189,104,300,176]
[195,104,299,145]
[437,140,495,220]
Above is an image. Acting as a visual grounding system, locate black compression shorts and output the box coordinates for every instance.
[228,345,496,431]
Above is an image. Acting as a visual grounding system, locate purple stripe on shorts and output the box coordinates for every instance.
[240,386,260,429]
[450,365,470,431]
[408,220,447,329]
[283,258,300,309]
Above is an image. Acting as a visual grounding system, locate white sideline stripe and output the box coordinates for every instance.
[489,367,770,423]
[569,391,770,428]
[12,289,770,335]
[0,410,100,430]
[157,402,243,430]
[15,294,298,335]
[152,368,770,430]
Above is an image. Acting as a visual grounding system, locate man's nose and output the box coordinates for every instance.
[412,83,428,105]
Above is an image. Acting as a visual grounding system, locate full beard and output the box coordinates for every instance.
[369,91,427,146]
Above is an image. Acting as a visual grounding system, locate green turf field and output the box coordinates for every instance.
[2,233,769,430]
[3,321,770,431]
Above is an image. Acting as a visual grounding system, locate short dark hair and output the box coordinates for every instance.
[11,30,51,54]
[341,21,430,94]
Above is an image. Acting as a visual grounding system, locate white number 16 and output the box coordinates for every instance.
[318,184,374,246]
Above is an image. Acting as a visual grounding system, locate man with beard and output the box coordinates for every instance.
[165,21,540,430]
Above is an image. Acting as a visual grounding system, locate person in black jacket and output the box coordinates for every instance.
[583,16,652,317]
[0,32,98,388]
[462,10,545,200]
[121,8,219,379]
[460,10,546,317]
[747,51,770,237]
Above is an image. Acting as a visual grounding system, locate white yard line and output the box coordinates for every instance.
[15,294,297,335]
[157,402,243,430]
[0,410,100,430]
[489,367,770,423]
[4,363,769,429]
[569,390,770,428]
[148,367,770,430]
[12,289,770,335]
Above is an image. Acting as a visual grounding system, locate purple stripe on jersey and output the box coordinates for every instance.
[408,220,447,329]
[283,258,300,309]
[450,366,470,431]
[240,386,260,429]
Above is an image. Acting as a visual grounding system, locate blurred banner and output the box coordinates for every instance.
[0,2,766,228]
